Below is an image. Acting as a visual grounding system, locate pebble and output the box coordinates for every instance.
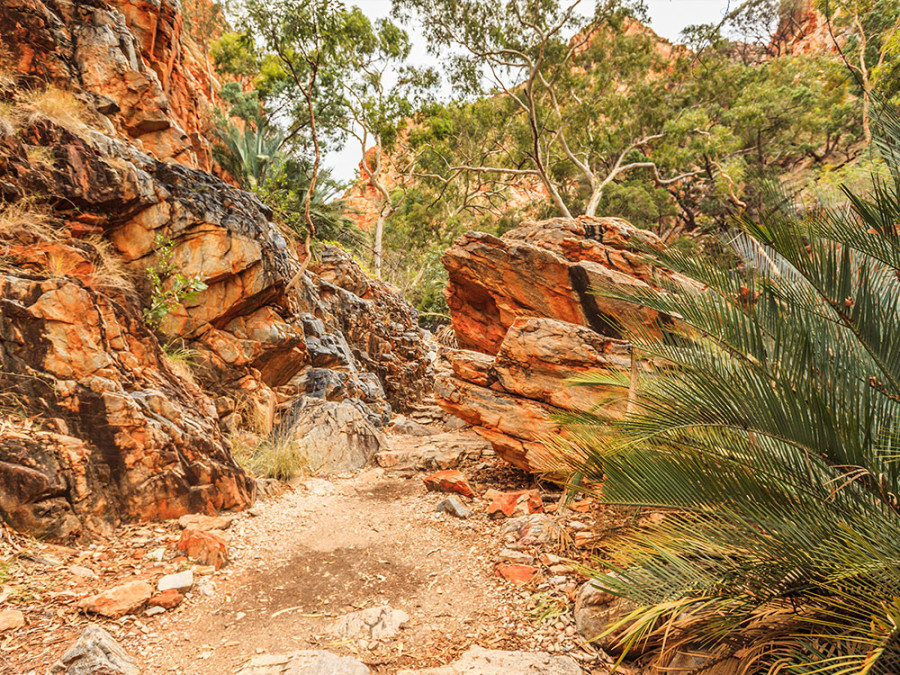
[498,548,534,565]
[68,565,97,579]
[158,570,194,592]
[436,496,472,519]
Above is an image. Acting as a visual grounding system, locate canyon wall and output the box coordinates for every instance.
[0,0,431,538]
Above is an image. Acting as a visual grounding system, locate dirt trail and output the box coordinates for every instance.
[3,426,616,674]
[128,466,519,673]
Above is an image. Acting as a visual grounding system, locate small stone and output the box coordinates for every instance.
[0,609,25,632]
[486,490,543,519]
[50,625,139,675]
[157,570,193,592]
[149,589,184,609]
[146,548,167,562]
[177,529,228,569]
[499,548,534,565]
[548,564,574,575]
[77,581,153,619]
[436,497,472,519]
[495,564,538,585]
[68,565,97,579]
[500,514,565,545]
[423,469,474,497]
[332,605,409,640]
[144,606,166,617]
[177,514,234,531]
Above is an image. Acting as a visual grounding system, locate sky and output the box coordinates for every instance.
[328,0,735,181]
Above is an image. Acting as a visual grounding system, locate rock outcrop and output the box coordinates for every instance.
[436,217,681,471]
[312,246,432,412]
[0,0,431,538]
[3,0,226,171]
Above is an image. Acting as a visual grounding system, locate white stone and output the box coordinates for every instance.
[157,570,193,592]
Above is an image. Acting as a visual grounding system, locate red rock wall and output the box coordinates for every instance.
[436,217,684,471]
[0,0,432,538]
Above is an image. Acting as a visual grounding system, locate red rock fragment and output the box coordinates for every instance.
[77,580,153,618]
[148,589,184,610]
[496,564,538,585]
[177,528,228,569]
[486,489,543,519]
[423,469,474,498]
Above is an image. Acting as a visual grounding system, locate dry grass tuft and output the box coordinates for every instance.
[229,428,308,481]
[162,344,199,386]
[0,102,18,138]
[22,87,88,135]
[83,235,133,291]
[234,392,275,435]
[25,145,54,168]
[0,200,56,242]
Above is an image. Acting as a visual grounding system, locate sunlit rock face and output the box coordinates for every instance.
[437,216,689,471]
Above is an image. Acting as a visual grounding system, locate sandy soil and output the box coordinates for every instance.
[2,428,625,674]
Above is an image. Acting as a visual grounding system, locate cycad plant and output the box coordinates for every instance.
[214,119,284,190]
[556,114,900,672]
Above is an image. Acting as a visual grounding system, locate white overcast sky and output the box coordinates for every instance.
[328,0,735,181]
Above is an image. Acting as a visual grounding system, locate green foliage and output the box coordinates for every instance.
[143,235,207,329]
[213,119,283,190]
[258,159,362,247]
[553,112,900,669]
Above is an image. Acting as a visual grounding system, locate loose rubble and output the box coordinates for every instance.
[50,625,139,675]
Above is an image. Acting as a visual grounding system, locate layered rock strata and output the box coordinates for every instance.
[0,0,431,538]
[436,217,680,471]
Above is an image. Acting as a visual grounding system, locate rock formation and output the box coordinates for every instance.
[436,216,685,471]
[0,0,431,538]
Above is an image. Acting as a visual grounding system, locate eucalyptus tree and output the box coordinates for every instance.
[334,10,438,278]
[242,0,350,286]
[393,0,711,218]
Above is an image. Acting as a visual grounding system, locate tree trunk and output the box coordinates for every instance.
[584,182,603,218]
[373,208,387,280]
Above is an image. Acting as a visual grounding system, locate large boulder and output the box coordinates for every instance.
[436,217,682,471]
[396,646,582,674]
[236,650,370,675]
[443,217,673,354]
[435,317,637,471]
[276,398,385,475]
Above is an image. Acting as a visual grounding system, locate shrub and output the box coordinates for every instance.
[555,113,900,670]
[143,235,207,328]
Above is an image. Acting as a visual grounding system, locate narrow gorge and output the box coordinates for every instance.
[1,0,895,673]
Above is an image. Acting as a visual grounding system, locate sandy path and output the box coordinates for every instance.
[124,446,582,673]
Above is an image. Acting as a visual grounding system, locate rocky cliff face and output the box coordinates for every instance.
[436,217,684,471]
[3,0,224,171]
[0,0,432,538]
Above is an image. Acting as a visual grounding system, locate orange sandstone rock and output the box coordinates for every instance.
[178,528,228,569]
[78,580,153,618]
[423,470,475,498]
